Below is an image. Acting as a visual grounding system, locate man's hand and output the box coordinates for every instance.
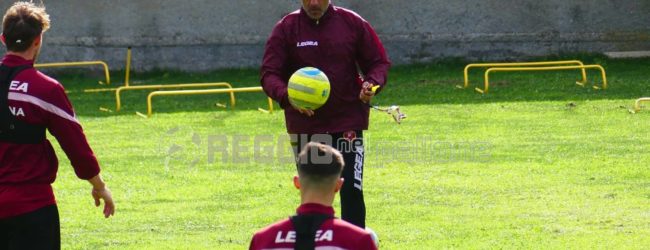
[92,186,115,218]
[88,175,115,218]
[359,82,376,103]
[285,88,314,116]
[290,103,314,117]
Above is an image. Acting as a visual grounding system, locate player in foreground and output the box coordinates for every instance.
[261,0,390,229]
[0,2,114,249]
[250,142,378,250]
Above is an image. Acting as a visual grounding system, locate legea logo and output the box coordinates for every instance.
[297,41,318,47]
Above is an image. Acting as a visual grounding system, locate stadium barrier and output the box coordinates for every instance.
[115,82,235,111]
[35,61,111,85]
[634,97,650,112]
[146,87,274,117]
[478,65,607,94]
[462,60,588,89]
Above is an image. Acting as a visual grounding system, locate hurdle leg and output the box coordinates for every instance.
[116,87,124,111]
[591,65,607,90]
[124,47,132,87]
[634,98,650,112]
[575,61,588,86]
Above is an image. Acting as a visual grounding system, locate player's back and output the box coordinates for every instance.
[250,204,377,250]
[0,54,100,219]
[0,54,72,185]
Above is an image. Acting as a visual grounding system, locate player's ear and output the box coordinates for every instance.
[334,178,343,193]
[1,33,5,45]
[293,175,301,189]
[33,34,42,47]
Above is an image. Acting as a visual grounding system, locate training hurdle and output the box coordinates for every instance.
[101,47,272,116]
[146,87,274,117]
[123,46,132,87]
[115,82,235,111]
[84,47,134,93]
[477,65,607,94]
[35,61,111,85]
[462,60,588,89]
[634,98,650,112]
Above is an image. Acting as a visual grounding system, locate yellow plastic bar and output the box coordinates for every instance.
[124,47,132,87]
[35,61,111,85]
[463,60,587,89]
[479,65,607,94]
[634,97,650,112]
[84,87,119,93]
[267,97,274,113]
[147,87,273,117]
[116,82,234,111]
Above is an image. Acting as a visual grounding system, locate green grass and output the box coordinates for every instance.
[44,56,650,249]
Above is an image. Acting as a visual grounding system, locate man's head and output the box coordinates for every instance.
[294,142,344,196]
[301,0,330,20]
[2,1,50,54]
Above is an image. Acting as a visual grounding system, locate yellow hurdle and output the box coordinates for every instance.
[124,47,132,87]
[85,47,133,92]
[115,82,235,111]
[634,97,650,112]
[35,61,111,85]
[462,60,588,89]
[478,65,607,94]
[146,86,274,117]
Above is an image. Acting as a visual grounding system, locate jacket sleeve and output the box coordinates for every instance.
[45,83,100,180]
[261,20,291,109]
[356,19,391,95]
[359,234,379,250]
[248,235,257,250]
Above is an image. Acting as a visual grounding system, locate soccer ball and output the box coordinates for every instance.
[366,227,379,247]
[287,67,330,110]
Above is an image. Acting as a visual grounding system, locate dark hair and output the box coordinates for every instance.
[2,2,50,52]
[296,142,344,185]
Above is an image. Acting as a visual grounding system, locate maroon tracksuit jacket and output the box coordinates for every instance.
[0,55,100,218]
[261,4,391,134]
[249,203,378,250]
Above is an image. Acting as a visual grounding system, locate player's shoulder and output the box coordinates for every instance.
[252,218,293,238]
[332,6,368,24]
[13,68,65,97]
[327,219,377,249]
[278,9,302,25]
[17,68,63,89]
[330,218,370,235]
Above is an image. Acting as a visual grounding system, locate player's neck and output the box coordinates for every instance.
[7,48,36,61]
[300,190,335,207]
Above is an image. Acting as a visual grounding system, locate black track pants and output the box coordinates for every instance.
[0,205,60,250]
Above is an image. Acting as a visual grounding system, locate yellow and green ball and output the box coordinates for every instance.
[288,67,331,110]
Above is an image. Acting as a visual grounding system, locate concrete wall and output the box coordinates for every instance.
[1,0,648,71]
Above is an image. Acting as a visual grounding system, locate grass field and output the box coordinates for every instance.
[46,56,649,249]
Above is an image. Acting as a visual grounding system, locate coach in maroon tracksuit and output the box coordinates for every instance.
[0,2,114,249]
[250,142,377,250]
[261,0,390,229]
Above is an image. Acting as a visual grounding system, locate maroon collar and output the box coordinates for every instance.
[1,54,34,67]
[296,203,335,216]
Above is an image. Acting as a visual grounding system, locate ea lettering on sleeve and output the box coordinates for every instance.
[8,106,25,117]
[274,230,334,243]
[9,81,29,93]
